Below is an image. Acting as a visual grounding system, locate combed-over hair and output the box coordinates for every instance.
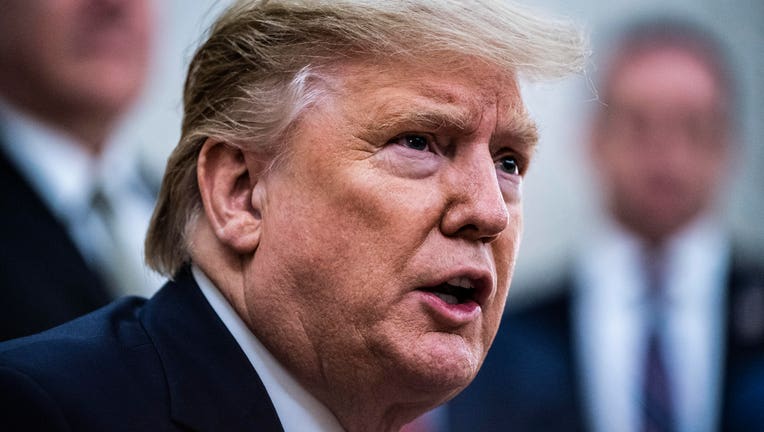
[145,0,587,276]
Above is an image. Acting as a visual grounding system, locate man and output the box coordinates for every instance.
[0,0,161,341]
[449,18,764,432]
[0,0,585,430]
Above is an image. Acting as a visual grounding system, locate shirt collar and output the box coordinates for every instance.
[577,213,730,307]
[0,99,150,216]
[660,214,730,309]
[576,216,645,306]
[192,265,345,432]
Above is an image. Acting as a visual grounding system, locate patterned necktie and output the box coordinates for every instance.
[641,250,675,432]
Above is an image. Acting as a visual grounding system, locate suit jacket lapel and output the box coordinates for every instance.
[141,267,284,432]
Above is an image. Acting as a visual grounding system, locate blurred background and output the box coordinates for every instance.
[121,0,762,306]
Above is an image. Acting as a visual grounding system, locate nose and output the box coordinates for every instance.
[440,151,510,243]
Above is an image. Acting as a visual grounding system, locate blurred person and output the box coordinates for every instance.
[0,0,162,341]
[448,17,764,432]
[0,0,586,430]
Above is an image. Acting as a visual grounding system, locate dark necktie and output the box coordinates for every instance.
[641,251,675,432]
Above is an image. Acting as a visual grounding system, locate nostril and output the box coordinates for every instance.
[446,223,503,244]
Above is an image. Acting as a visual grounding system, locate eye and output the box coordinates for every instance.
[388,134,432,152]
[497,156,520,175]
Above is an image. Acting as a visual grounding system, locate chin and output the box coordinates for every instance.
[396,332,483,398]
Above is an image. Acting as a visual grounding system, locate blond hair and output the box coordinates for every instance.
[145,0,587,276]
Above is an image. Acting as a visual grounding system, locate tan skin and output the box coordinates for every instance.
[0,0,152,154]
[591,47,732,246]
[193,60,538,431]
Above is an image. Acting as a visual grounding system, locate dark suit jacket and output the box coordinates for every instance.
[448,255,764,432]
[0,146,112,341]
[0,268,285,431]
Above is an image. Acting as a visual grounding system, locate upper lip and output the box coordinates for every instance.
[419,267,494,307]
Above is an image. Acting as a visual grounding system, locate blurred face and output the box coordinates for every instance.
[592,48,730,242]
[247,61,534,406]
[0,0,152,128]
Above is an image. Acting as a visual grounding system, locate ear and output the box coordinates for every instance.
[197,138,266,254]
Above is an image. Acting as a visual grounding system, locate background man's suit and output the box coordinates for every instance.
[0,267,285,431]
[448,254,764,432]
[0,147,112,341]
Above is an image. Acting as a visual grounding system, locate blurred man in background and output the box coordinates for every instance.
[0,0,162,341]
[448,17,764,432]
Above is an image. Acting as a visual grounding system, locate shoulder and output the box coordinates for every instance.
[716,248,764,430]
[0,297,169,429]
[468,279,576,389]
[726,249,764,350]
[489,284,574,372]
[448,282,583,431]
[498,273,575,343]
[728,250,764,290]
[0,296,150,367]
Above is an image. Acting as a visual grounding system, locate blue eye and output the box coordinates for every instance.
[497,156,520,175]
[390,134,430,151]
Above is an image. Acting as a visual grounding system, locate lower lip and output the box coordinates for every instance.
[416,291,482,325]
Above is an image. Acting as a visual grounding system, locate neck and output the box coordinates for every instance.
[316,383,439,432]
[33,107,115,155]
[611,209,681,250]
[192,221,448,432]
[299,354,453,432]
[0,91,119,156]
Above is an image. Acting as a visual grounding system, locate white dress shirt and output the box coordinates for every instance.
[574,215,730,432]
[193,266,345,432]
[0,100,164,297]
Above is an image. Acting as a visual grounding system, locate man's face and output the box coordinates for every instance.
[0,0,151,121]
[592,47,730,241]
[247,61,534,403]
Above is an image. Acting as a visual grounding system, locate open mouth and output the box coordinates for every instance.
[420,277,478,305]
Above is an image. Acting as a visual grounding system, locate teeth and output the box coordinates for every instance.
[434,292,459,305]
[446,277,474,289]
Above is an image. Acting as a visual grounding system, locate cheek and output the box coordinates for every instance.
[373,146,440,179]
[499,174,523,209]
[603,152,644,194]
[491,206,523,302]
[264,166,419,303]
[320,164,443,257]
[691,151,726,185]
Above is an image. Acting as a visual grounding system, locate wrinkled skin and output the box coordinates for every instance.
[197,60,538,431]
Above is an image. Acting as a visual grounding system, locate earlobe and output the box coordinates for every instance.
[197,138,265,254]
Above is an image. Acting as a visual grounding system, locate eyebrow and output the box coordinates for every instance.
[493,106,539,154]
[359,99,539,154]
[364,107,474,137]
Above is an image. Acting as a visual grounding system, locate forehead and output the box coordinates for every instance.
[607,47,721,110]
[329,60,526,131]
